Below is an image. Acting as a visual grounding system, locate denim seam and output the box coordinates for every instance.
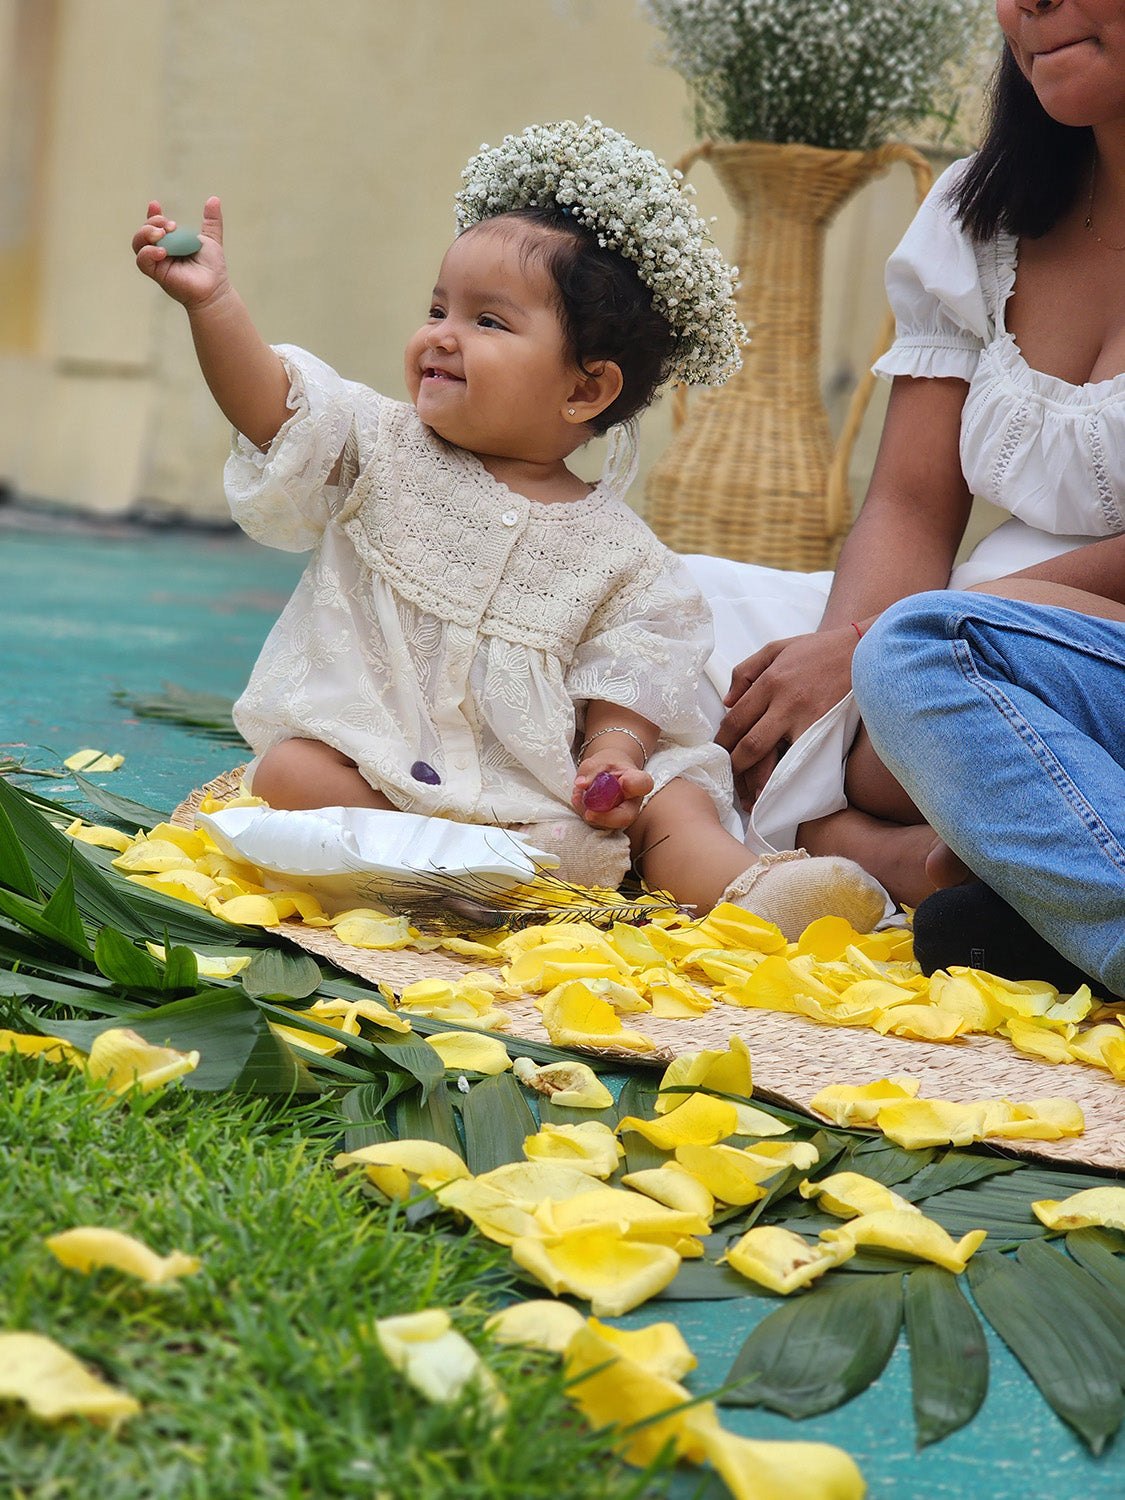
[951,634,1125,878]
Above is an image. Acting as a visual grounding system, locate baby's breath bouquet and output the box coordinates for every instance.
[642,0,994,152]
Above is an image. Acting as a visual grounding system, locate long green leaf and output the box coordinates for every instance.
[94,927,164,990]
[656,1258,773,1301]
[71,772,168,829]
[242,947,323,1001]
[396,1081,465,1158]
[1017,1238,1125,1349]
[0,792,40,898]
[160,943,200,993]
[0,777,241,945]
[904,1151,1022,1201]
[967,1250,1125,1454]
[459,1071,537,1175]
[904,1265,988,1447]
[1066,1228,1125,1302]
[340,1081,398,1151]
[721,1271,903,1416]
[0,884,94,963]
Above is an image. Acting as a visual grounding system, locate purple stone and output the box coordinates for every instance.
[582,770,623,812]
[410,760,441,785]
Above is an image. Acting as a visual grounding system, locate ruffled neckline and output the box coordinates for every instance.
[988,230,1125,404]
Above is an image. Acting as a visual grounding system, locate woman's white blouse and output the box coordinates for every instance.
[224,346,735,830]
[874,157,1125,540]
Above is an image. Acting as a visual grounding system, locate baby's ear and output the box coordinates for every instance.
[564,361,624,426]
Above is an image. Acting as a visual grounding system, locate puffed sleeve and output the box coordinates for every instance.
[872,158,993,384]
[565,549,716,742]
[223,344,367,552]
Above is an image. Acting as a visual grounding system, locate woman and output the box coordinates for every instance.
[690,0,1125,907]
[852,579,1125,999]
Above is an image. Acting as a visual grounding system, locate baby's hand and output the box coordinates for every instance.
[132,197,230,310]
[572,756,654,830]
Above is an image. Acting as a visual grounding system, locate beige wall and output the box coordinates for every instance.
[0,0,985,528]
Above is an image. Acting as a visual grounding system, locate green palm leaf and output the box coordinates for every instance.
[904,1265,988,1446]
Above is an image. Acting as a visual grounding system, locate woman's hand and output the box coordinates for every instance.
[572,755,654,830]
[132,197,230,311]
[716,624,859,808]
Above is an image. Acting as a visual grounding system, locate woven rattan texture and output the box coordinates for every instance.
[645,141,932,568]
[172,771,1125,1171]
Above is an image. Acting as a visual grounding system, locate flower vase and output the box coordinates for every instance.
[645,140,933,570]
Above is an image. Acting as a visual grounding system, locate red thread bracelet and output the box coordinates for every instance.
[850,622,864,640]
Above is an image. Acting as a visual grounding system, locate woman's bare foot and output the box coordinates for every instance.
[924,837,974,890]
[799,808,967,909]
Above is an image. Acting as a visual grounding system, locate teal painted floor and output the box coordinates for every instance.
[3,511,1123,1498]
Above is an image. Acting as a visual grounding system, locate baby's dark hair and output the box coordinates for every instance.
[471,204,676,434]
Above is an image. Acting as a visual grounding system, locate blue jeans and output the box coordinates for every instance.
[852,591,1125,995]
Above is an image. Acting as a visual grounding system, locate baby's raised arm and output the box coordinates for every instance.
[133,198,291,451]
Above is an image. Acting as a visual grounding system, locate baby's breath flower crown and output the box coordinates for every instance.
[642,0,995,153]
[455,118,744,388]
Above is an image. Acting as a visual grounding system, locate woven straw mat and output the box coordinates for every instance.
[172,770,1125,1172]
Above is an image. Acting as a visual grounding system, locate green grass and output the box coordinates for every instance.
[0,1062,678,1500]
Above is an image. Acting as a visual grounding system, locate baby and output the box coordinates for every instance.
[133,119,886,937]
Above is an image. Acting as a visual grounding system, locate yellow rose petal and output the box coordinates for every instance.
[64,749,123,773]
[799,1171,921,1219]
[538,981,655,1052]
[424,1031,512,1075]
[808,1076,920,1127]
[332,912,414,949]
[725,1225,850,1294]
[673,1144,770,1207]
[586,1316,697,1382]
[620,1163,715,1220]
[821,1209,987,1273]
[1032,1186,1125,1231]
[0,1332,139,1426]
[64,820,132,852]
[0,1029,80,1065]
[511,1057,614,1109]
[534,1186,710,1243]
[485,1299,587,1354]
[523,1121,623,1177]
[112,839,195,875]
[618,1091,739,1149]
[45,1227,199,1284]
[682,1407,866,1500]
[655,1036,754,1113]
[874,1097,990,1150]
[435,1179,543,1246]
[512,1228,681,1316]
[335,1139,469,1199]
[374,1309,504,1414]
[85,1028,199,1095]
[563,1322,703,1466]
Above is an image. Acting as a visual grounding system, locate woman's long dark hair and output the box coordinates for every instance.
[953,45,1094,240]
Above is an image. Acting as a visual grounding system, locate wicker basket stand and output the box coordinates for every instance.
[645,140,933,569]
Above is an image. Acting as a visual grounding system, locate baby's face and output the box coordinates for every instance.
[404,221,580,462]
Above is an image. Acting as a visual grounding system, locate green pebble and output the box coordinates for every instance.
[160,227,203,257]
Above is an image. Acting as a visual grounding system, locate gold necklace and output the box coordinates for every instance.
[1085,160,1125,252]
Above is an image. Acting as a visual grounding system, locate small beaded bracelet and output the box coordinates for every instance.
[578,725,649,767]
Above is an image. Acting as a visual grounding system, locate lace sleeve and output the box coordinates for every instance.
[872,159,991,384]
[223,344,363,552]
[566,551,715,740]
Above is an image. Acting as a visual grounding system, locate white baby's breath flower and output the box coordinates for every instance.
[641,0,995,152]
[456,117,743,388]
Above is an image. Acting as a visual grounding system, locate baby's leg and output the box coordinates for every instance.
[251,739,395,810]
[628,778,887,937]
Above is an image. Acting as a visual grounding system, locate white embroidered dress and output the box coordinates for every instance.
[687,157,1125,853]
[226,346,736,833]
